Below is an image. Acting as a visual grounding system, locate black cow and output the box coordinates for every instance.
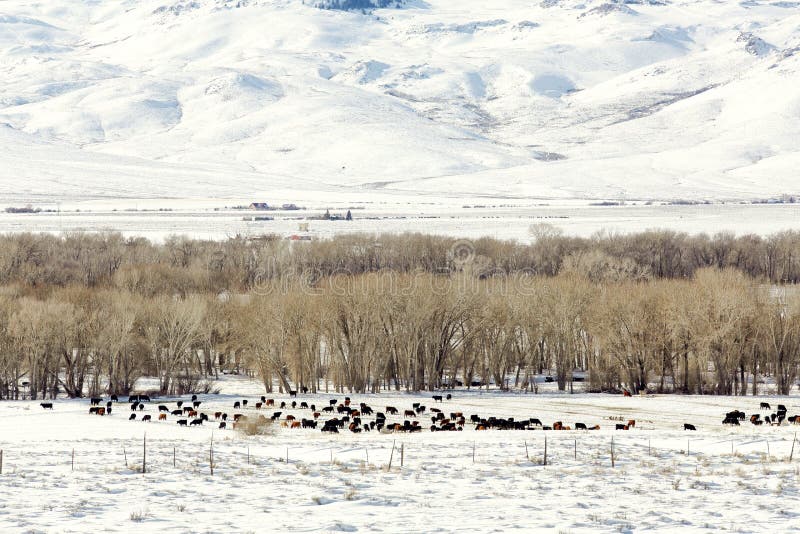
[301,387,309,394]
[110,395,118,402]
[139,395,150,402]
[242,400,248,407]
[138,403,144,411]
[128,395,139,403]
[193,401,201,408]
[575,422,587,430]
[130,403,138,411]
[446,394,452,400]
[760,402,771,410]
[90,407,101,414]
[219,422,226,429]
[129,414,137,420]
[90,397,103,406]
[142,415,152,422]
[684,423,697,431]
[171,409,183,416]
[40,403,53,410]
[432,395,443,403]
[191,394,198,402]
[177,419,187,426]
[159,405,169,412]
[289,390,297,397]
[234,401,241,409]
[190,419,203,426]
[106,401,113,409]
[177,401,183,408]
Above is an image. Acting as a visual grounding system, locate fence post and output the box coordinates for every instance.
[210,436,214,476]
[400,443,404,468]
[173,447,176,468]
[524,440,529,461]
[790,433,797,462]
[574,439,577,461]
[472,441,476,464]
[544,435,548,466]
[142,433,146,474]
[71,448,74,472]
[611,436,615,468]
[124,447,128,468]
[388,440,395,469]
[247,446,250,466]
[0,449,3,475]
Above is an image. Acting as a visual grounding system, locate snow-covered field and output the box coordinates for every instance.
[2,0,799,233]
[3,379,800,532]
[2,200,799,241]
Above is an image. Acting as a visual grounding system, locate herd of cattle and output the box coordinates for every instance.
[34,395,800,434]
[722,402,800,427]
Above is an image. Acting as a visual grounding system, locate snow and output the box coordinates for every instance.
[2,379,800,532]
[1,0,798,232]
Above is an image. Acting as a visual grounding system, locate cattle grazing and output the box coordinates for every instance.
[416,405,426,415]
[106,407,112,415]
[142,415,152,422]
[286,415,296,422]
[291,401,297,409]
[214,412,222,420]
[300,402,309,409]
[280,402,287,409]
[177,419,188,426]
[128,395,139,403]
[40,403,53,410]
[200,413,209,421]
[159,414,167,421]
[722,416,740,425]
[623,390,632,397]
[242,400,248,407]
[90,397,102,406]
[219,422,226,429]
[289,390,297,397]
[446,394,452,400]
[684,423,696,431]
[234,401,241,409]
[190,418,203,426]
[777,404,787,413]
[191,394,198,401]
[615,424,629,430]
[222,413,228,421]
[750,414,761,424]
[266,399,274,407]
[159,405,169,412]
[193,401,201,408]
[386,406,398,415]
[89,407,100,414]
[255,402,262,410]
[404,409,416,418]
[138,403,144,411]
[432,395,443,403]
[760,402,771,410]
[111,395,118,402]
[271,411,282,420]
[291,421,301,429]
[139,395,150,402]
[106,401,113,409]
[553,421,563,431]
[234,414,246,422]
[575,423,587,430]
[131,403,139,411]
[177,401,183,408]
[626,419,636,428]
[129,414,137,420]
[313,411,321,419]
[172,409,183,416]
[188,410,198,418]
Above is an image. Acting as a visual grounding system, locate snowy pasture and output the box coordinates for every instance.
[2,383,800,532]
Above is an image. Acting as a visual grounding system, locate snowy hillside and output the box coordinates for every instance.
[1,0,799,205]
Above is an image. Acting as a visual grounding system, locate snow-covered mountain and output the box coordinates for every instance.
[1,0,799,205]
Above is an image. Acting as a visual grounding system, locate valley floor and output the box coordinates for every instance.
[2,380,800,532]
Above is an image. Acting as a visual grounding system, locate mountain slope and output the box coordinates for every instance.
[1,0,798,204]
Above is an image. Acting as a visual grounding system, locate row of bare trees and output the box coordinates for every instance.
[2,228,800,291]
[1,268,799,399]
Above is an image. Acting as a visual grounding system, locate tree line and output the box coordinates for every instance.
[1,266,798,399]
[2,228,800,293]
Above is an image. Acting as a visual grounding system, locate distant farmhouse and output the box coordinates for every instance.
[249,202,269,210]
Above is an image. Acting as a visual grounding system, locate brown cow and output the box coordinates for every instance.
[313,411,321,419]
[266,399,275,406]
[623,390,632,397]
[553,421,563,430]
[188,410,198,418]
[291,421,301,429]
[255,402,262,410]
[214,411,222,420]
[159,413,167,421]
[627,419,636,428]
[286,415,296,422]
[404,410,415,418]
